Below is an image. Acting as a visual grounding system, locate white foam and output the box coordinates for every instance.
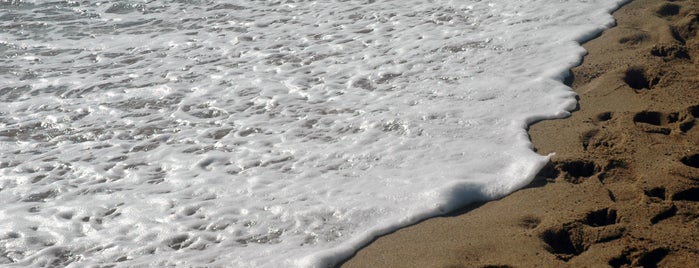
[0,0,627,267]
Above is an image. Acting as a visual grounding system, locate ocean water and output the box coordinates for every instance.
[0,0,626,267]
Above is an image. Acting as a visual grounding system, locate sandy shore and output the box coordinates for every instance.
[341,0,699,267]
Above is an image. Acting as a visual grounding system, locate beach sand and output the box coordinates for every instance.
[341,0,699,267]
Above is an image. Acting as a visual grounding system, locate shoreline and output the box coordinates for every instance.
[341,0,699,267]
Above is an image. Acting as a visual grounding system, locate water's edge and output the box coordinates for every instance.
[332,1,633,266]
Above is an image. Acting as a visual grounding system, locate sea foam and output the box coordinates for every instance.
[0,0,626,267]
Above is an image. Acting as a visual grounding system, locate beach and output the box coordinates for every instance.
[1,1,630,266]
[1,0,693,266]
[342,0,699,267]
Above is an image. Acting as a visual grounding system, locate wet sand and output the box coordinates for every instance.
[341,0,699,267]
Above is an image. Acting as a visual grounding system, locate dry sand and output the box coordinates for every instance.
[341,0,699,267]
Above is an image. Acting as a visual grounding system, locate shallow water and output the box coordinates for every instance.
[0,0,624,266]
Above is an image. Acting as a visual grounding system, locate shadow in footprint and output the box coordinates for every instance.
[688,105,699,118]
[645,187,666,200]
[528,162,559,188]
[609,252,632,268]
[651,44,690,59]
[637,248,670,268]
[624,67,656,90]
[672,188,699,201]
[583,208,618,227]
[541,228,579,260]
[671,14,699,44]
[633,111,671,135]
[609,247,669,268]
[650,205,677,224]
[680,120,695,133]
[681,154,699,169]
[541,208,623,261]
[559,160,597,184]
[633,111,663,126]
[597,112,613,122]
[656,3,681,17]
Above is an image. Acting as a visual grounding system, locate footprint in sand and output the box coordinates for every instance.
[689,105,699,118]
[670,12,699,45]
[597,111,613,122]
[680,153,699,169]
[644,186,667,201]
[578,113,623,152]
[558,160,598,184]
[618,32,650,46]
[649,204,677,224]
[679,105,699,132]
[639,185,678,225]
[670,153,699,183]
[632,111,672,135]
[539,208,623,261]
[609,247,670,268]
[632,105,698,135]
[623,66,659,90]
[672,187,699,201]
[650,43,690,59]
[655,2,681,18]
[648,1,698,62]
[543,158,633,186]
[539,159,600,184]
[642,154,699,226]
[518,215,542,229]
